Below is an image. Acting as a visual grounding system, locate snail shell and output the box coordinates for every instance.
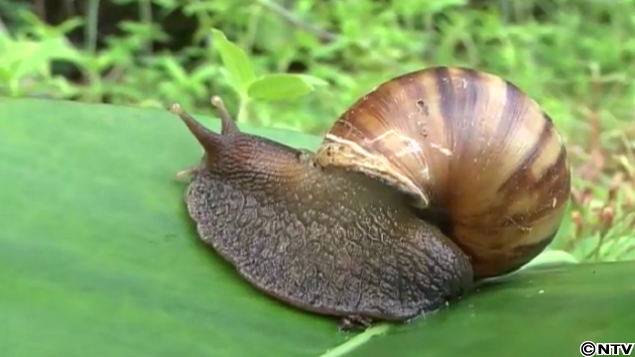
[315,66,571,279]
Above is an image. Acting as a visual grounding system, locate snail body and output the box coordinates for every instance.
[170,66,571,329]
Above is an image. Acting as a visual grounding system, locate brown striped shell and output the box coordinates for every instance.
[314,66,571,280]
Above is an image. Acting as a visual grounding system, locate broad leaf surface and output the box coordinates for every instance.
[0,97,632,357]
[346,262,634,357]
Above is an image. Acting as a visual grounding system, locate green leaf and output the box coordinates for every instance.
[344,262,635,357]
[248,73,315,101]
[0,97,633,357]
[211,29,256,95]
[296,74,330,87]
[521,249,579,269]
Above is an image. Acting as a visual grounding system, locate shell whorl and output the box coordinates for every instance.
[315,66,571,279]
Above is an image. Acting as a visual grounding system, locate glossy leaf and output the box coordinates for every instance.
[0,97,632,357]
[248,73,315,100]
[211,29,256,94]
[345,261,634,357]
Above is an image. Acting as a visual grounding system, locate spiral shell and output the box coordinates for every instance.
[315,66,571,280]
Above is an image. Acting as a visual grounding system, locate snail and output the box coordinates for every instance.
[169,66,571,330]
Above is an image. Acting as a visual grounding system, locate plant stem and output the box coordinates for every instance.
[318,324,390,357]
[139,0,153,54]
[237,94,250,124]
[256,0,338,43]
[85,0,100,54]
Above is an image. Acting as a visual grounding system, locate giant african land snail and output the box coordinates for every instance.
[168,66,571,330]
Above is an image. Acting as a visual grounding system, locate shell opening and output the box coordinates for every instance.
[315,134,430,208]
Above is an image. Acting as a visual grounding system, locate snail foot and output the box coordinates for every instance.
[338,315,373,332]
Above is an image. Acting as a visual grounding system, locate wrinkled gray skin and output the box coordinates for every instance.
[173,103,474,331]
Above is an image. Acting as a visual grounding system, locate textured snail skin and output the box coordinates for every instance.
[315,67,572,280]
[171,101,473,327]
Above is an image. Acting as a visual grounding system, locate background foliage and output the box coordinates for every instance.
[1,0,634,263]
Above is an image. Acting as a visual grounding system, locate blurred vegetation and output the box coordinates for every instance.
[1,0,634,263]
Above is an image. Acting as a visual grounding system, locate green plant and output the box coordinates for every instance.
[1,1,634,353]
[209,28,327,128]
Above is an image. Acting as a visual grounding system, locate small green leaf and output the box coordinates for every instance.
[211,29,256,95]
[296,74,330,87]
[247,73,315,101]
